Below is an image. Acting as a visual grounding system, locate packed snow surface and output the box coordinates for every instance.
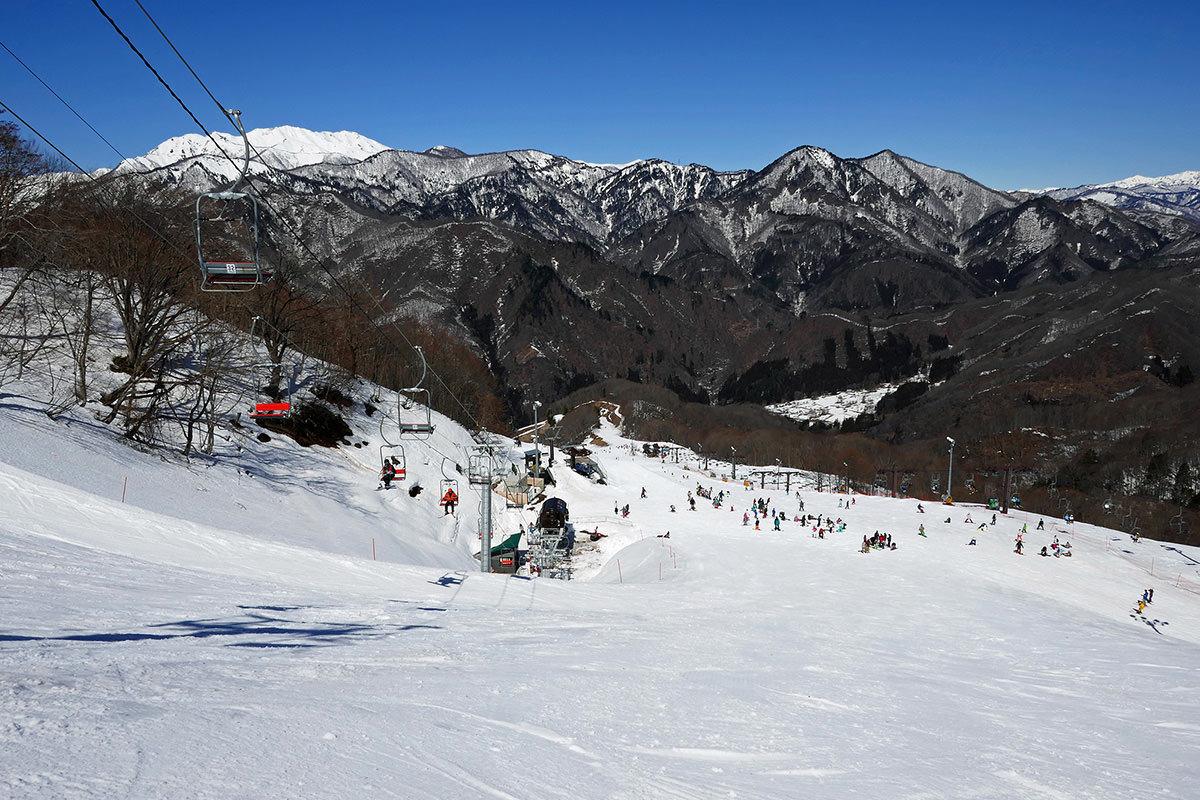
[2,388,1199,799]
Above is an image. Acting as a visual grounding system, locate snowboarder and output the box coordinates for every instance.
[917,503,925,513]
[1037,519,1045,531]
[640,487,647,499]
[918,524,927,537]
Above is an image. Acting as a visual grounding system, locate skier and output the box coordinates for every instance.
[1037,519,1045,531]
[380,459,396,490]
[441,487,458,515]
[640,487,647,499]
[917,503,925,513]
[918,524,927,537]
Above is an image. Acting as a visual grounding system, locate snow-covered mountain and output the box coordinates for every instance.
[109,125,392,181]
[83,127,1200,523]
[1045,170,1200,222]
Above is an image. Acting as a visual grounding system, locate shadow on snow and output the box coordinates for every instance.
[0,611,441,647]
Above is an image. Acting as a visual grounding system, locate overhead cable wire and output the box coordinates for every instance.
[0,39,126,167]
[3,70,478,472]
[129,1,486,432]
[0,98,309,395]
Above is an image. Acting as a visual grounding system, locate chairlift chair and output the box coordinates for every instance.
[398,345,434,437]
[249,362,293,419]
[380,446,406,481]
[194,110,273,292]
[376,413,406,481]
[195,191,272,291]
[399,387,434,436]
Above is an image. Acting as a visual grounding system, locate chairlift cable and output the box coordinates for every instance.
[43,5,487,436]
[127,3,486,429]
[0,101,307,422]
[7,98,467,462]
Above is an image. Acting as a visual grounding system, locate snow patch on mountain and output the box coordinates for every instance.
[767,383,901,425]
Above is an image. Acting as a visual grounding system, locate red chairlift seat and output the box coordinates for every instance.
[251,401,291,418]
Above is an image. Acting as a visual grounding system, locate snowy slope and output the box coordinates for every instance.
[2,387,1200,799]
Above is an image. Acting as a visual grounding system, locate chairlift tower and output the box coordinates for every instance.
[945,437,955,502]
[469,443,499,573]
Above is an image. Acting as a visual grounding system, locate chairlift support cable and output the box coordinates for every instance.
[2,67,316,431]
[88,2,487,435]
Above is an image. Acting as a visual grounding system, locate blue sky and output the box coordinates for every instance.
[3,0,1197,189]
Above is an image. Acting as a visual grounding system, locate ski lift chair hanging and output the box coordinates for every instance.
[249,362,293,419]
[398,346,434,437]
[194,109,274,292]
[196,191,272,291]
[378,415,406,481]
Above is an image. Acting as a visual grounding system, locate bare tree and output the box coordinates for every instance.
[74,183,199,440]
[0,117,58,387]
[0,117,50,305]
[174,314,243,457]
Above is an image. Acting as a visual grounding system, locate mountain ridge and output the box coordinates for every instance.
[87,126,1200,535]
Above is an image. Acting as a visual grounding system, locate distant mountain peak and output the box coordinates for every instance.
[423,145,469,158]
[1045,169,1200,222]
[113,125,392,176]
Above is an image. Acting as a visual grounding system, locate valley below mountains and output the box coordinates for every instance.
[111,128,1200,540]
